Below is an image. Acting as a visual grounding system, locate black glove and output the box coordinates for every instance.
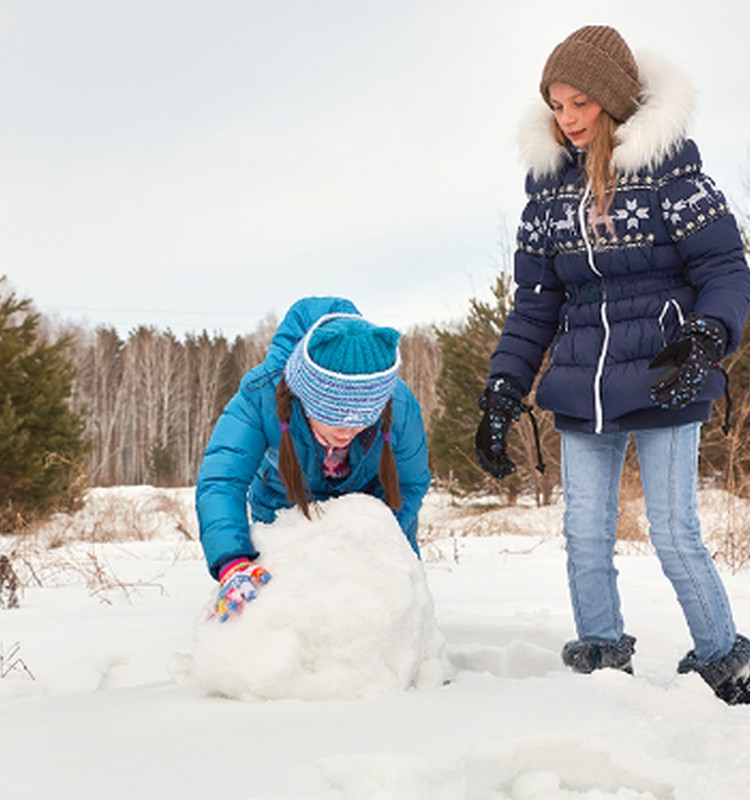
[475,378,524,479]
[649,315,726,409]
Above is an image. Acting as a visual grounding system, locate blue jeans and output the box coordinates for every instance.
[561,423,736,662]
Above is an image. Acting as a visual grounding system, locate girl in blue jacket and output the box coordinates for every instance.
[476,25,750,704]
[196,296,430,622]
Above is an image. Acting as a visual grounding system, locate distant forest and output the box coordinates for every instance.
[61,318,442,488]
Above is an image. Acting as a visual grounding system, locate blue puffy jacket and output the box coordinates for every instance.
[196,296,431,578]
[490,52,750,434]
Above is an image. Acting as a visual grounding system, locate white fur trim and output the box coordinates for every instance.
[612,50,694,173]
[518,50,694,178]
[517,103,570,180]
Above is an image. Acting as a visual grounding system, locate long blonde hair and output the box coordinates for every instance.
[553,110,619,234]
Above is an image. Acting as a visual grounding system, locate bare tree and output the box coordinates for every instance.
[186,332,231,479]
[398,325,442,431]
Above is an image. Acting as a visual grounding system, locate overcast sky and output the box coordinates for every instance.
[2,0,749,338]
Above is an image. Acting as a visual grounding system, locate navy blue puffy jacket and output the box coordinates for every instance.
[490,53,750,434]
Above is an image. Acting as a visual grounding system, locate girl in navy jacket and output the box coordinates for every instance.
[477,25,750,704]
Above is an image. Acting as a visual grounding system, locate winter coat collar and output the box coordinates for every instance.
[518,50,694,180]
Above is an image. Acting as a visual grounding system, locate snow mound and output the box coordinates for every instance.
[190,493,448,701]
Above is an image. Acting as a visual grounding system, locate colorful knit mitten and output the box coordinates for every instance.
[209,558,272,622]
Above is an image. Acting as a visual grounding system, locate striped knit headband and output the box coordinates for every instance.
[283,313,401,428]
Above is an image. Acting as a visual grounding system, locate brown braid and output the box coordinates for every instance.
[277,379,401,515]
[275,378,312,519]
[378,398,402,511]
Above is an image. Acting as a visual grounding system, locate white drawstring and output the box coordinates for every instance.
[579,183,609,435]
[658,299,685,340]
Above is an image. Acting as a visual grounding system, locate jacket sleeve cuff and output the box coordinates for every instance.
[211,549,261,581]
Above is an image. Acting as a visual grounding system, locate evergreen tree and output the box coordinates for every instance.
[429,275,519,495]
[429,275,561,503]
[699,225,750,490]
[0,279,89,531]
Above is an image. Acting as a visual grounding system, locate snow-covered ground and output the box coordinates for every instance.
[1,486,749,800]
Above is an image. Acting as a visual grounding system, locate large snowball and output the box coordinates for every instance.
[190,494,448,701]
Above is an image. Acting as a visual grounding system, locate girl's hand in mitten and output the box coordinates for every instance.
[475,378,524,479]
[209,558,272,622]
[649,316,726,409]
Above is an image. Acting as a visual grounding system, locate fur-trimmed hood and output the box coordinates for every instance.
[518,50,695,180]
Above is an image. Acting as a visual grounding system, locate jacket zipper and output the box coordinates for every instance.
[578,183,609,434]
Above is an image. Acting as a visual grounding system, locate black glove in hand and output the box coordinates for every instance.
[649,316,726,409]
[475,379,524,479]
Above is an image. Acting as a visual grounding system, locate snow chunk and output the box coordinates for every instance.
[190,494,448,701]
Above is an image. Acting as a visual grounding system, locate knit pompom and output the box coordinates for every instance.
[308,318,399,375]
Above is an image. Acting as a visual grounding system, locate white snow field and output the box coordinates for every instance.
[1,486,749,800]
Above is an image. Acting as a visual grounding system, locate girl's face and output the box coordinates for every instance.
[548,82,602,149]
[308,418,365,449]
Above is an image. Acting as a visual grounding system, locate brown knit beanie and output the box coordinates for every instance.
[540,25,640,123]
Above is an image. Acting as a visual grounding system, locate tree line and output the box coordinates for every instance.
[5,257,750,545]
[1,279,444,530]
[56,317,440,489]
[60,307,443,489]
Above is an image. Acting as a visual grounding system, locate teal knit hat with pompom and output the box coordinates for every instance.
[284,313,401,427]
[308,317,399,374]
